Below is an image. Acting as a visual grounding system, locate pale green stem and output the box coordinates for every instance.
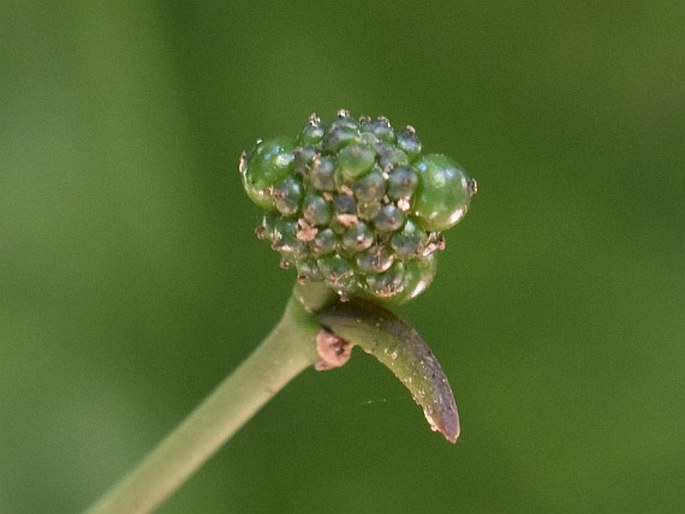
[86,291,325,514]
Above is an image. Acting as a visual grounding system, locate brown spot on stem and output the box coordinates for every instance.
[315,331,352,371]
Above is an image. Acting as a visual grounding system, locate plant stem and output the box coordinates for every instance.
[86,292,323,514]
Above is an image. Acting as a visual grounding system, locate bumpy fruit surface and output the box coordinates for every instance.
[240,110,477,303]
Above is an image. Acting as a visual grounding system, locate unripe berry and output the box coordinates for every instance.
[364,261,405,299]
[413,154,476,232]
[295,258,323,282]
[388,253,437,304]
[272,219,306,260]
[391,218,428,259]
[273,177,303,217]
[323,114,361,152]
[298,114,325,147]
[341,221,374,252]
[360,116,394,143]
[376,142,409,170]
[302,193,332,226]
[387,166,418,202]
[353,168,386,203]
[338,143,376,183]
[396,126,422,161]
[312,227,338,256]
[309,156,337,191]
[373,204,405,233]
[241,137,295,210]
[317,254,355,292]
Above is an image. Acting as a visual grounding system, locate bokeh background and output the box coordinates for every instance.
[2,2,683,513]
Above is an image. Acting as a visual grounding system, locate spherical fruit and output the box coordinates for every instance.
[413,154,474,232]
[241,137,295,209]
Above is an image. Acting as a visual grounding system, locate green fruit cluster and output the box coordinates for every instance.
[240,110,477,303]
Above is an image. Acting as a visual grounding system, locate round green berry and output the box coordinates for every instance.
[255,212,279,240]
[312,227,338,256]
[360,116,394,143]
[298,114,325,147]
[323,124,361,152]
[376,142,409,170]
[386,254,437,304]
[272,219,306,258]
[396,126,422,161]
[309,155,337,192]
[356,201,381,221]
[374,204,405,233]
[391,218,428,259]
[338,143,377,183]
[356,245,394,274]
[273,177,303,217]
[241,137,295,209]
[317,254,355,291]
[413,154,474,232]
[291,146,317,176]
[363,261,405,300]
[333,193,356,213]
[387,166,418,201]
[302,193,332,226]
[353,168,386,203]
[296,258,323,281]
[341,221,374,252]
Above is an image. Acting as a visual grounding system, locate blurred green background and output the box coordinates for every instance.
[1,2,683,513]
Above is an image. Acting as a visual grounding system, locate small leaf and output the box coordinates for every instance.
[316,298,460,443]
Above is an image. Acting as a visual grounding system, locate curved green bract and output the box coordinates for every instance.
[413,154,473,232]
[241,137,296,209]
[316,297,460,443]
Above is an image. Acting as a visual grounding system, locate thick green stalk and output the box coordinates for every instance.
[86,293,323,514]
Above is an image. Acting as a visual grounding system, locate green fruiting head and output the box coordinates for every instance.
[240,111,476,303]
